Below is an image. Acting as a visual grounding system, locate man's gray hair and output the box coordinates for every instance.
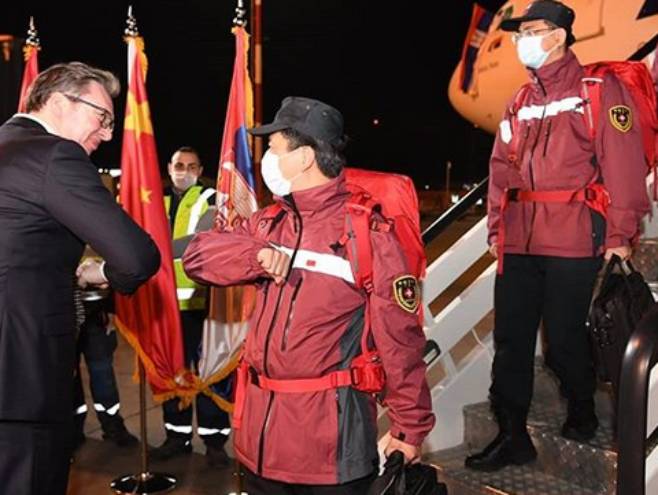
[25,61,120,113]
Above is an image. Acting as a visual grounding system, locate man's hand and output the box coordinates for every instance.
[489,244,498,259]
[384,437,421,464]
[76,259,109,289]
[604,245,632,261]
[257,248,291,285]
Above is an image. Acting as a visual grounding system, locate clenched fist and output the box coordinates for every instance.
[76,259,109,289]
[257,248,291,285]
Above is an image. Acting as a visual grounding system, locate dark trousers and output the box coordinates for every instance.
[243,467,376,495]
[73,304,121,432]
[162,310,230,446]
[0,420,72,495]
[491,254,601,413]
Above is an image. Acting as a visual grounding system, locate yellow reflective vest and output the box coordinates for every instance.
[164,185,215,311]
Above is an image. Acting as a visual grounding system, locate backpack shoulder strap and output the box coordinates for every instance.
[508,83,532,166]
[581,64,605,142]
[252,203,286,240]
[344,192,377,293]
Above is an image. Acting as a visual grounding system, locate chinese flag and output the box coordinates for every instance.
[114,35,185,397]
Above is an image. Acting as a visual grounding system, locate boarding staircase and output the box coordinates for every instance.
[382,177,658,495]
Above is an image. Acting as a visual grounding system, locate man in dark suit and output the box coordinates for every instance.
[0,61,161,495]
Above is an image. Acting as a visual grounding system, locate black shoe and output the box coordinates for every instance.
[561,399,599,441]
[103,422,139,448]
[206,443,230,468]
[465,430,537,471]
[150,437,193,461]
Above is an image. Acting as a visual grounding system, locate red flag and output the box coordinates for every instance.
[114,35,185,398]
[17,19,40,113]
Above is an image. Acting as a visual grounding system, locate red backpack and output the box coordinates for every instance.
[581,62,657,173]
[232,169,424,427]
[343,167,426,283]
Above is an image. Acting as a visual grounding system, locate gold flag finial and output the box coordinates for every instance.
[233,0,247,27]
[25,16,40,48]
[125,5,139,38]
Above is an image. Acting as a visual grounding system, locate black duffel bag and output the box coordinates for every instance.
[587,255,656,396]
[367,451,448,495]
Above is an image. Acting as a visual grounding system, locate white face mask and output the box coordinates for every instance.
[516,32,558,69]
[261,148,305,197]
[172,172,197,191]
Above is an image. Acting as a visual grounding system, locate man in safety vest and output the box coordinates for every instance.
[466,0,649,472]
[150,146,231,467]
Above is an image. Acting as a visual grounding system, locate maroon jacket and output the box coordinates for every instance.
[488,50,649,257]
[183,173,434,485]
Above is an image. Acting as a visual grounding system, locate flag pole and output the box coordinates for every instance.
[232,5,248,495]
[250,0,264,203]
[110,6,176,494]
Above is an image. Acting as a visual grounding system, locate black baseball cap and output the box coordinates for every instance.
[248,96,344,146]
[501,0,576,46]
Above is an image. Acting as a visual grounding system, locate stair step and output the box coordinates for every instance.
[461,398,616,494]
[428,446,603,495]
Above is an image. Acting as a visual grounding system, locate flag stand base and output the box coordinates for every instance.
[110,472,176,494]
[109,360,176,494]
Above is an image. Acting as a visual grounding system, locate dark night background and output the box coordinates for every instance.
[0,1,496,189]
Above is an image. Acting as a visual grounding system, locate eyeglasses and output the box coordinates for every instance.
[512,28,555,43]
[64,94,115,130]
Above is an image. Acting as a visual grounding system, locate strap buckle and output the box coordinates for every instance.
[507,188,520,202]
[584,187,599,201]
[349,367,363,386]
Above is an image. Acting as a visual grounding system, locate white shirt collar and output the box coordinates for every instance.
[14,113,56,135]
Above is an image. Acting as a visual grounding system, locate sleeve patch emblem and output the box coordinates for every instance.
[609,105,632,133]
[393,276,420,313]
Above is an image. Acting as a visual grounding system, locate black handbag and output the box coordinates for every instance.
[587,255,656,395]
[367,451,448,495]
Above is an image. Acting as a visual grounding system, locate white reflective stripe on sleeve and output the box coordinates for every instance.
[165,423,193,434]
[500,119,512,144]
[93,402,120,415]
[187,188,216,235]
[269,243,355,284]
[75,404,88,415]
[517,96,584,122]
[177,288,195,300]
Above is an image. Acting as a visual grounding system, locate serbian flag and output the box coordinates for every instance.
[196,25,258,409]
[17,19,39,113]
[114,35,186,399]
[459,4,494,93]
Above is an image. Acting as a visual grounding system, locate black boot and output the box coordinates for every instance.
[465,406,537,472]
[204,434,230,468]
[561,398,598,441]
[150,436,193,461]
[99,413,138,447]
